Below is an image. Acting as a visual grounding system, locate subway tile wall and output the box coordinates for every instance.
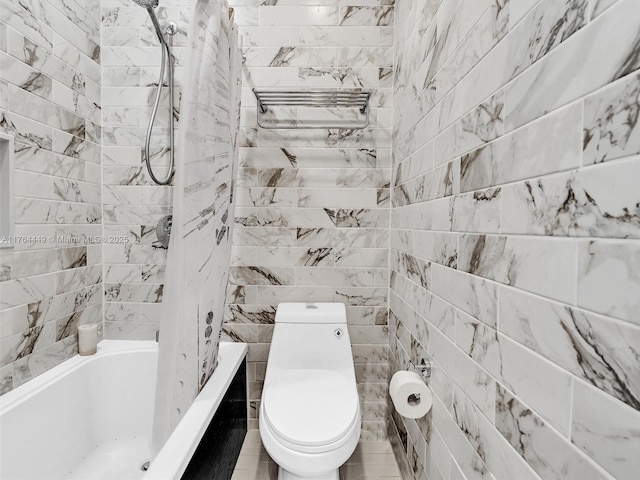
[225,0,394,438]
[0,0,103,394]
[100,0,191,340]
[389,0,640,479]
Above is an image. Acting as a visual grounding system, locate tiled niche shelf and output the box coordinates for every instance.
[0,132,14,248]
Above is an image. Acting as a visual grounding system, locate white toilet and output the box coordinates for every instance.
[259,303,361,480]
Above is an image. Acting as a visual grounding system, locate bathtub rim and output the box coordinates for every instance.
[144,340,248,480]
[0,339,157,412]
[1,339,248,480]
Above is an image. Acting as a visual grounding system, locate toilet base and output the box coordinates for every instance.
[278,466,339,480]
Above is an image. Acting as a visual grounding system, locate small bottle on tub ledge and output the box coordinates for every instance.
[78,324,98,356]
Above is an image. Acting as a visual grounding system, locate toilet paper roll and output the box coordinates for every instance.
[389,371,432,419]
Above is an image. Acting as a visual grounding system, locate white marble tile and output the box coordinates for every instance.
[457,234,577,304]
[583,71,640,165]
[259,6,339,26]
[495,384,610,480]
[504,0,640,131]
[501,156,640,238]
[577,240,640,326]
[499,287,640,411]
[571,380,640,479]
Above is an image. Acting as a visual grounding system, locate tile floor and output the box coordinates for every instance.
[231,430,403,479]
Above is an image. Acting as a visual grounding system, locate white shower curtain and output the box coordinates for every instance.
[151,0,241,457]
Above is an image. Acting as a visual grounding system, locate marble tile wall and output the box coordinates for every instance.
[225,0,394,437]
[0,0,103,395]
[389,0,640,479]
[100,0,191,340]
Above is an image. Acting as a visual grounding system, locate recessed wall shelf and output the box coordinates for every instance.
[0,132,14,249]
[253,88,372,130]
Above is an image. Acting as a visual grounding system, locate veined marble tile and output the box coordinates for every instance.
[104,321,157,340]
[11,246,87,279]
[508,0,540,29]
[460,102,582,193]
[296,267,379,287]
[493,334,573,435]
[431,394,493,480]
[348,325,388,345]
[235,206,334,228]
[240,147,377,168]
[256,168,337,187]
[590,0,619,18]
[495,384,608,480]
[508,0,588,80]
[411,284,456,340]
[339,6,394,26]
[411,231,457,268]
[15,198,101,225]
[451,187,501,233]
[499,287,640,411]
[504,0,640,131]
[1,0,53,50]
[430,263,497,328]
[435,90,504,166]
[327,208,389,228]
[12,335,78,388]
[577,240,640,326]
[224,304,276,325]
[571,380,640,479]
[229,266,295,286]
[256,286,336,304]
[236,187,296,207]
[335,247,387,267]
[454,315,500,376]
[457,234,577,304]
[0,111,53,150]
[501,156,640,238]
[394,159,459,206]
[0,51,53,101]
[583,71,640,165]
[429,325,497,422]
[435,1,508,101]
[0,305,32,339]
[55,304,101,341]
[298,67,379,88]
[104,283,163,303]
[451,387,542,480]
[392,251,430,289]
[14,142,86,180]
[338,47,393,67]
[238,26,299,47]
[259,6,339,26]
[300,25,379,47]
[232,226,296,247]
[298,187,379,208]
[335,287,387,306]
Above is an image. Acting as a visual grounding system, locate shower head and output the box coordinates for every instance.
[133,0,159,8]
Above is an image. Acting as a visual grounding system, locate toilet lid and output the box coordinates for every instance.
[262,369,359,448]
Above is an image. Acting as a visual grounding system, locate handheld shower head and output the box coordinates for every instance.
[133,0,159,8]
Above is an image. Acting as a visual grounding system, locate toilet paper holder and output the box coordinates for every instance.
[408,359,431,380]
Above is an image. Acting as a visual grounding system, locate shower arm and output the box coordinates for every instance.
[144,8,175,186]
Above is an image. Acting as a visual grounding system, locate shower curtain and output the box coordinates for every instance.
[151,0,241,456]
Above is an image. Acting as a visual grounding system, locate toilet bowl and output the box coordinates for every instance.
[259,303,361,480]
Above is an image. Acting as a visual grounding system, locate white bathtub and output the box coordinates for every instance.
[0,340,247,480]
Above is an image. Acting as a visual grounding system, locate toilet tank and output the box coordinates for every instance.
[275,303,347,324]
[267,303,354,376]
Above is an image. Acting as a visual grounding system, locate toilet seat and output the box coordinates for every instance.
[262,369,359,454]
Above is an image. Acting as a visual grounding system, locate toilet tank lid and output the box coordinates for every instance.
[275,303,347,324]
